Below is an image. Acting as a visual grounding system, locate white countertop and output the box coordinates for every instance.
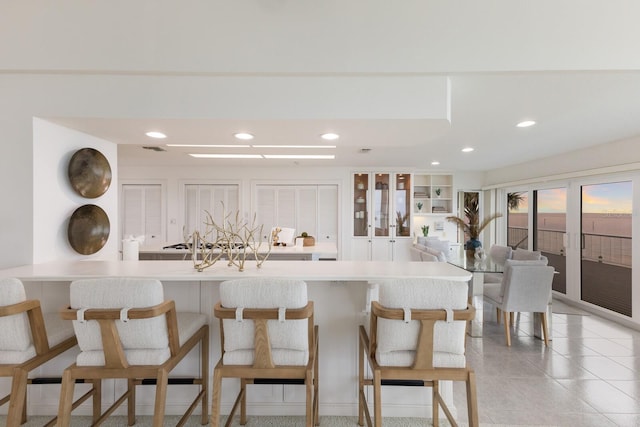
[0,260,472,282]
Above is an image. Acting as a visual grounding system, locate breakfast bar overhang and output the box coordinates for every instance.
[0,260,472,419]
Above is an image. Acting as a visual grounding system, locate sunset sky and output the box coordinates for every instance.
[508,182,632,214]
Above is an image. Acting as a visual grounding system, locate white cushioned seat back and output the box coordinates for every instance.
[425,239,450,258]
[70,278,168,365]
[375,279,468,368]
[0,278,35,364]
[0,278,31,356]
[489,245,512,266]
[512,249,542,260]
[499,259,549,297]
[501,263,555,313]
[220,278,308,366]
[424,246,447,262]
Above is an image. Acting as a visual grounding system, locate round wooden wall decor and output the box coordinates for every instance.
[68,204,110,255]
[68,148,112,198]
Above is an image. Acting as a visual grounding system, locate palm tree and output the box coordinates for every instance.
[508,192,526,211]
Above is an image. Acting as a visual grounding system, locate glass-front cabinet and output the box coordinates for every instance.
[352,172,412,260]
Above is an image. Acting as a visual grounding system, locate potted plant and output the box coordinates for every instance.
[435,188,442,197]
[416,201,423,212]
[298,231,315,247]
[446,193,502,255]
[421,225,429,237]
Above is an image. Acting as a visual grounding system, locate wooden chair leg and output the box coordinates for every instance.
[201,335,209,425]
[503,310,511,346]
[211,369,222,427]
[358,336,365,426]
[541,312,550,346]
[93,379,102,424]
[496,307,501,324]
[127,378,135,426]
[57,368,75,426]
[432,380,439,427]
[373,372,382,427]
[466,371,479,427]
[240,379,247,425]
[510,312,515,326]
[305,371,313,427]
[7,368,28,427]
[152,369,169,427]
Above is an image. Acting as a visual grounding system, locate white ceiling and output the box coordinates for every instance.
[49,72,640,172]
[8,2,640,172]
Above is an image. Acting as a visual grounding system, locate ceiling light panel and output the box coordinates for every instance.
[263,154,335,159]
[167,144,251,148]
[516,120,536,128]
[189,154,263,159]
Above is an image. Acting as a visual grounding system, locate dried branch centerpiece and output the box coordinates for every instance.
[188,208,271,272]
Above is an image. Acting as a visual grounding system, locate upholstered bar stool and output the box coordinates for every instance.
[211,277,319,427]
[358,278,478,427]
[57,277,209,427]
[0,277,79,427]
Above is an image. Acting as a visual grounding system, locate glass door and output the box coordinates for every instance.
[395,173,411,237]
[581,181,632,316]
[373,173,390,237]
[507,192,529,249]
[534,188,567,294]
[353,173,369,237]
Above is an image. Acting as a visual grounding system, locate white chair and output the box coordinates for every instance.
[358,278,478,427]
[57,278,209,427]
[211,278,319,427]
[483,260,555,346]
[0,277,80,427]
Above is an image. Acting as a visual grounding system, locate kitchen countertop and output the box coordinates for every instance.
[0,259,472,282]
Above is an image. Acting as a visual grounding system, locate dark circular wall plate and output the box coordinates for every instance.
[68,204,110,255]
[68,148,112,198]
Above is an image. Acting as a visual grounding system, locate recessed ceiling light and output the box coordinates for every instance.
[321,133,340,141]
[431,161,440,166]
[146,131,167,139]
[461,147,474,153]
[516,120,536,128]
[263,154,335,159]
[234,132,254,140]
[189,153,262,159]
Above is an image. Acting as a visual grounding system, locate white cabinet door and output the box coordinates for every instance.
[184,184,239,238]
[317,185,338,242]
[121,184,163,245]
[254,185,338,244]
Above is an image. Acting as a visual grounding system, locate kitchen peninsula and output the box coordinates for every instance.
[0,260,471,418]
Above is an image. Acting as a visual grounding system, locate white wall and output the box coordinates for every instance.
[33,119,118,262]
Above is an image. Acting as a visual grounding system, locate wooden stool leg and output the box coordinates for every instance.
[152,369,169,427]
[503,310,511,346]
[57,368,76,426]
[211,369,222,427]
[127,378,135,426]
[541,312,550,346]
[7,368,28,427]
[467,371,479,427]
[93,379,102,424]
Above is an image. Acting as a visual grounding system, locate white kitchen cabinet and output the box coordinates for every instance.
[184,184,239,238]
[121,183,164,246]
[253,184,338,245]
[351,172,412,261]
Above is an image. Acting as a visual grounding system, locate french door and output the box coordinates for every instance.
[580,181,632,316]
[534,188,567,294]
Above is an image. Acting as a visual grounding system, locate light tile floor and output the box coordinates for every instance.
[5,298,640,426]
[451,298,640,426]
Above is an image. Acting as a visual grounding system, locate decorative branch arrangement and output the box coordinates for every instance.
[188,207,271,272]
